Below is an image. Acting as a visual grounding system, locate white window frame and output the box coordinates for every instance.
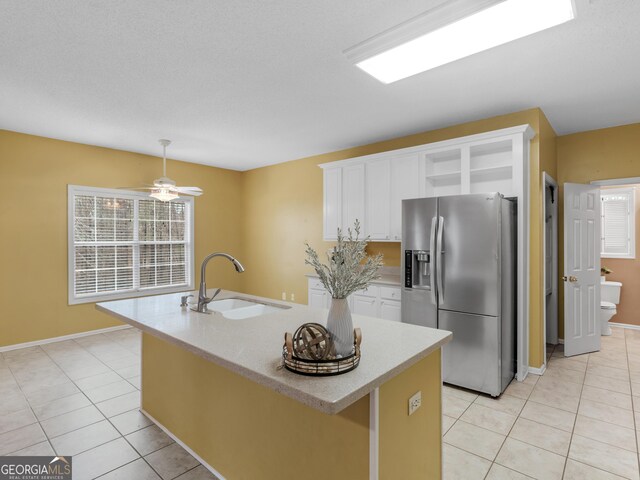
[601,187,636,259]
[68,185,195,304]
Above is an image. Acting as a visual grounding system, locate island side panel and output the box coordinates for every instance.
[141,333,370,480]
[379,350,442,480]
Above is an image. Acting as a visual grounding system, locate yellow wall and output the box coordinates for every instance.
[379,349,442,480]
[532,113,558,363]
[142,333,370,479]
[1,108,555,368]
[0,130,243,347]
[557,123,640,337]
[142,332,442,480]
[240,108,550,368]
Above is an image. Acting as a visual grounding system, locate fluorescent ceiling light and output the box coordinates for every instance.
[345,0,576,84]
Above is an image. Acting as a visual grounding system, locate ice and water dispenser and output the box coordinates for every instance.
[404,249,432,289]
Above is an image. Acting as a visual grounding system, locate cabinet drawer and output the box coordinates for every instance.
[379,286,401,301]
[353,285,378,298]
[308,278,325,290]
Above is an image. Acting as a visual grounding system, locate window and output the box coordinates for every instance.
[601,187,635,259]
[68,185,194,304]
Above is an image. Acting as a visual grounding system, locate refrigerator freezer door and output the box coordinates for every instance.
[401,198,438,328]
[438,193,501,317]
[440,310,501,396]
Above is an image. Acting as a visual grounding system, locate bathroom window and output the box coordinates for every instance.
[68,185,194,304]
[601,187,635,259]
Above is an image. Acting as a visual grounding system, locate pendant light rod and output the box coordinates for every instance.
[158,139,171,178]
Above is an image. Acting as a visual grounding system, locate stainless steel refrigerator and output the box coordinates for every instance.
[401,193,516,397]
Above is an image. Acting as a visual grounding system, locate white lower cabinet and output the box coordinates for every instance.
[308,288,330,309]
[352,294,378,317]
[307,278,401,322]
[379,300,401,322]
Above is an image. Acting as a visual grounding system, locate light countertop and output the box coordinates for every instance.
[97,290,450,415]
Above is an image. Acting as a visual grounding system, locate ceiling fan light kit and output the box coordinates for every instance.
[344,0,576,84]
[149,139,180,202]
[150,187,179,202]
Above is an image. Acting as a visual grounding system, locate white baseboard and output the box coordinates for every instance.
[610,322,640,331]
[0,325,132,352]
[528,363,547,376]
[557,339,564,344]
[141,409,226,480]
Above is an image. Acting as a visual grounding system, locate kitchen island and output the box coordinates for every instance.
[97,290,451,480]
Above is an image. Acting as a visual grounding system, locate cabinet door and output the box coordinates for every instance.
[380,299,402,322]
[366,159,391,241]
[323,168,342,241]
[308,288,329,309]
[342,164,365,233]
[390,154,421,241]
[352,294,378,317]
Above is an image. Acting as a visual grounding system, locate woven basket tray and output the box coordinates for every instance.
[282,328,362,376]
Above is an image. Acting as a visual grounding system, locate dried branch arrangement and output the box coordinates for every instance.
[305,220,383,299]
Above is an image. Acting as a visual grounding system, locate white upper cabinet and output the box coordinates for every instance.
[323,167,342,241]
[320,125,534,242]
[366,159,391,240]
[390,153,421,241]
[342,163,365,234]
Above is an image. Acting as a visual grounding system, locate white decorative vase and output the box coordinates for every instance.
[327,298,354,357]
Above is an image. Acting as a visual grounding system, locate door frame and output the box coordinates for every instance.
[591,177,640,187]
[542,173,559,368]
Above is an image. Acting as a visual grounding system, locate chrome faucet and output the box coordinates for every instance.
[193,252,245,313]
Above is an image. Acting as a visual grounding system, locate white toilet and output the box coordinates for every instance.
[600,281,622,336]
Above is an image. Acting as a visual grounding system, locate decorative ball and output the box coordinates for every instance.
[292,323,334,360]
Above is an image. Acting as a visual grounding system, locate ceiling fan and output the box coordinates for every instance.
[121,139,203,201]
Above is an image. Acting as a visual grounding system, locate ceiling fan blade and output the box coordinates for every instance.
[117,186,155,191]
[174,187,203,196]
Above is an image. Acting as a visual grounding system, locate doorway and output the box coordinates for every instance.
[591,176,640,334]
[543,173,559,367]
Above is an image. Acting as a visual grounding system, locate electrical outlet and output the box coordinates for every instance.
[290,293,295,302]
[408,391,422,416]
[281,292,286,300]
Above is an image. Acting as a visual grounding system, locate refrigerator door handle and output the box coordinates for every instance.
[437,216,445,304]
[429,216,437,305]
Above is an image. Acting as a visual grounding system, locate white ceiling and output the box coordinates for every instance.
[1,0,640,171]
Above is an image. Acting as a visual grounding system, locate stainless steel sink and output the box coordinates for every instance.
[206,297,290,319]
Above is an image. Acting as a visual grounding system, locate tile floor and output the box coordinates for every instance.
[443,326,640,479]
[2,326,638,479]
[0,328,217,480]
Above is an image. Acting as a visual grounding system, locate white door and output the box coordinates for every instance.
[390,154,421,241]
[342,164,365,233]
[564,183,601,357]
[366,159,391,240]
[323,168,341,240]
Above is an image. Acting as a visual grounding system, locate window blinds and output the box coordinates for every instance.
[601,188,635,258]
[70,188,192,302]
